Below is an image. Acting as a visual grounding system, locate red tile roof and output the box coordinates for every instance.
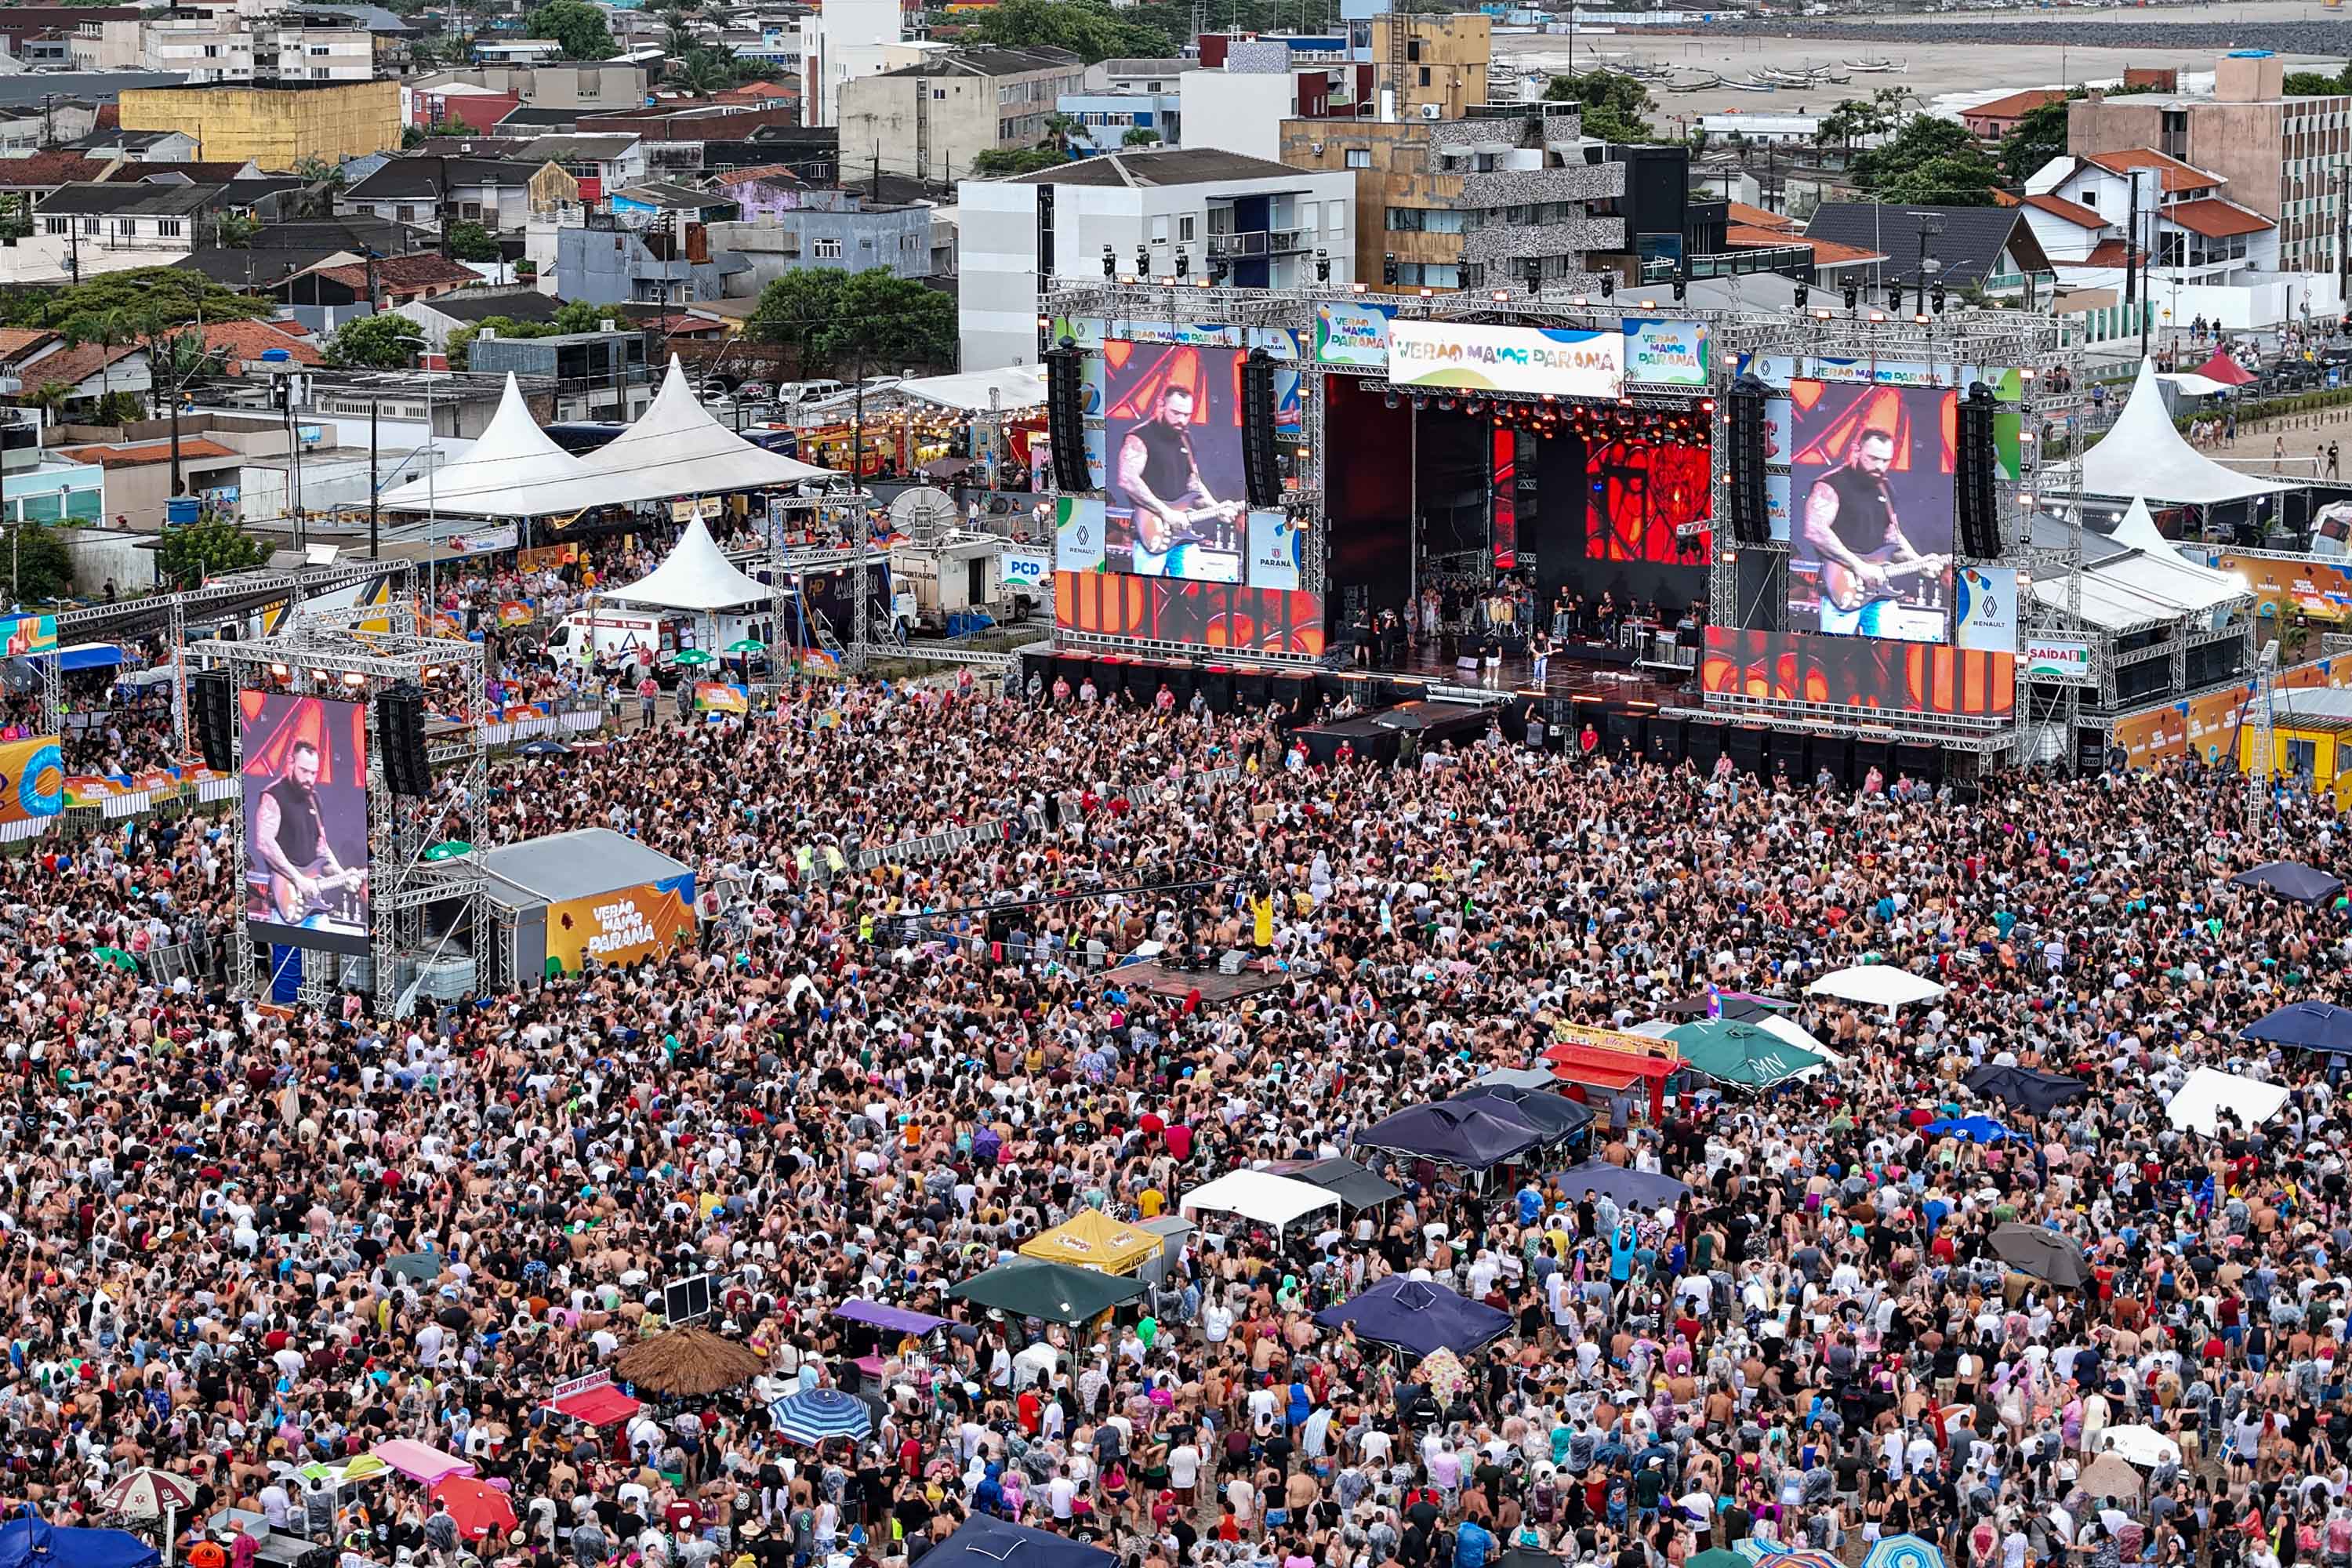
[1724,201,1795,230]
[0,151,108,188]
[1962,88,2066,123]
[201,320,324,369]
[13,341,143,393]
[709,163,807,188]
[310,253,482,292]
[58,437,236,467]
[2024,191,2107,229]
[0,328,61,364]
[1726,224,1886,267]
[2165,197,2273,239]
[2074,238,2130,267]
[2084,147,2218,195]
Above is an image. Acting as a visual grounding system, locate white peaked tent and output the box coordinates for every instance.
[379,373,596,515]
[2164,1065,2290,1138]
[2078,358,2288,505]
[572,355,831,500]
[601,514,773,612]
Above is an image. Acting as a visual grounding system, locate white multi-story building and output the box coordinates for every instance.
[74,0,374,82]
[797,0,914,128]
[957,145,1356,370]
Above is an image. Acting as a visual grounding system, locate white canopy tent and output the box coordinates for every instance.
[1181,1171,1341,1233]
[384,359,832,518]
[2164,1065,2290,1138]
[1806,965,1946,1007]
[379,374,596,516]
[894,365,1047,414]
[601,515,772,613]
[2074,358,2291,505]
[2031,496,2251,631]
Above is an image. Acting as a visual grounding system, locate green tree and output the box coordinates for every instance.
[90,390,146,424]
[1543,70,1659,145]
[1851,114,2000,205]
[213,211,263,246]
[1998,96,2072,185]
[971,147,1067,176]
[746,269,844,364]
[1816,95,1897,157]
[971,0,1174,64]
[525,0,615,58]
[324,314,427,368]
[2284,64,2352,95]
[5,270,270,330]
[20,383,72,423]
[154,518,270,590]
[1040,111,1082,154]
[1121,126,1161,147]
[673,47,736,96]
[746,267,956,373]
[60,307,134,411]
[552,299,608,332]
[445,220,502,262]
[9,524,75,605]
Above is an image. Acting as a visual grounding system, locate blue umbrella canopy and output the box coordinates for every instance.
[1312,1277,1513,1359]
[1548,1159,1691,1207]
[2230,861,2345,904]
[1447,1083,1595,1142]
[931,1515,1118,1568]
[1924,1115,2013,1143]
[768,1388,872,1446]
[1863,1536,1947,1568]
[1962,1064,2087,1116]
[1355,1102,1545,1171]
[2240,999,2352,1054]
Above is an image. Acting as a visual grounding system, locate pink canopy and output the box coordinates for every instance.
[2194,347,2256,387]
[370,1439,476,1485]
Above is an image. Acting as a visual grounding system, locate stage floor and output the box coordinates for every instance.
[1373,642,1695,707]
[1103,959,1289,1006]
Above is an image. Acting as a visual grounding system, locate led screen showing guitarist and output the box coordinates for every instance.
[1788,383,1954,644]
[241,692,372,954]
[1103,340,1249,583]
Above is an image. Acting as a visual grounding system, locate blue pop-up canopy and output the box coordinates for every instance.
[1313,1276,1513,1358]
[929,1515,1117,1568]
[2241,1000,2352,1054]
[1356,1102,1545,1171]
[0,1515,161,1568]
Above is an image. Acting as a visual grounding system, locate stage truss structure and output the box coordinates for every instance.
[192,601,488,1015]
[758,486,880,671]
[1686,307,2081,768]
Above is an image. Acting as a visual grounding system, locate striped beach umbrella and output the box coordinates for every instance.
[1864,1537,1947,1568]
[100,1469,199,1519]
[768,1388,872,1446]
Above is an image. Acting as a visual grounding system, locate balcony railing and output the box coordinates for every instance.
[1206,227,1312,258]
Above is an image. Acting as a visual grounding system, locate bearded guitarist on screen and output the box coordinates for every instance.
[252,740,365,926]
[1113,383,1243,581]
[1801,426,1947,636]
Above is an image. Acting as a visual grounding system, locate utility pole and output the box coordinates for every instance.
[368,396,380,560]
[2125,167,2140,347]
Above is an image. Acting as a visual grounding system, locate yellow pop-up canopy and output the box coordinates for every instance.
[1018,1208,1161,1276]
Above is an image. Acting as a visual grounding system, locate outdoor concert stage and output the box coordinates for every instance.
[1105,958,1289,1006]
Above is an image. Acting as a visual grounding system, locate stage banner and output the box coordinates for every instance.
[545,874,697,972]
[446,527,518,555]
[0,615,56,659]
[497,600,534,627]
[0,737,64,827]
[1954,565,2017,653]
[1054,496,1109,575]
[2209,551,2352,622]
[1314,299,1396,368]
[519,543,579,573]
[693,681,750,714]
[1246,510,1301,591]
[1621,318,1710,387]
[2024,636,2094,685]
[1701,627,2015,718]
[1388,321,1624,400]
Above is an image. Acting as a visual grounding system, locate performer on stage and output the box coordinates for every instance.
[1799,426,1944,636]
[249,740,365,934]
[1112,383,1241,580]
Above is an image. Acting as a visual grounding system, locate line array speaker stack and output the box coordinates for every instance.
[1955,380,2002,559]
[194,670,234,772]
[1727,372,1772,545]
[376,686,431,797]
[1241,347,1283,508]
[1044,339,1091,495]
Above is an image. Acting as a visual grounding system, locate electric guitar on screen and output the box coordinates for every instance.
[268,866,368,924]
[1131,500,1247,582]
[1820,548,1950,612]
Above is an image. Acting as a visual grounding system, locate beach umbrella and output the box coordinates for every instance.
[422,840,474,862]
[515,738,572,757]
[1668,1020,1824,1090]
[1863,1536,1945,1568]
[666,648,716,666]
[99,1470,197,1521]
[2078,1453,2145,1498]
[1548,1159,1690,1207]
[1497,1551,1567,1568]
[2230,860,2344,903]
[1690,1552,1749,1568]
[430,1477,518,1542]
[1730,1540,1783,1565]
[768,1387,873,1446]
[928,1516,1116,1568]
[612,1325,768,1396]
[2240,999,2352,1054]
[1990,1223,2089,1288]
[947,1259,1146,1326]
[89,947,138,972]
[385,1251,441,1282]
[1923,1115,2013,1143]
[1962,1064,2088,1116]
[725,638,767,655]
[2092,1425,2181,1468]
[1759,1551,1842,1568]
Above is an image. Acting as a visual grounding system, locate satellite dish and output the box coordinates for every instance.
[889,486,959,549]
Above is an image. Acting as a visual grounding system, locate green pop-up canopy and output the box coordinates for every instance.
[667,648,716,667]
[1667,1019,1824,1090]
[947,1259,1145,1325]
[423,840,474,862]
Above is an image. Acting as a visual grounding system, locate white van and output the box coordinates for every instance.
[545,608,675,667]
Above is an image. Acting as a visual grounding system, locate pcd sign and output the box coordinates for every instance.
[1002,550,1049,589]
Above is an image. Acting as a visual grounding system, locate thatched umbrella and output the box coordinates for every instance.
[612,1326,768,1397]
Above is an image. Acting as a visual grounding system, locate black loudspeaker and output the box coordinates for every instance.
[1604,710,1642,753]
[1683,723,1724,772]
[193,670,235,772]
[1044,340,1091,493]
[1644,716,1683,764]
[1234,668,1269,710]
[1271,670,1315,717]
[1197,665,1234,714]
[1808,735,1852,786]
[376,686,430,797]
[1955,381,2002,559]
[1768,730,1806,777]
[1896,742,1942,786]
[1852,739,1892,783]
[1241,348,1283,508]
[1726,725,1766,775]
[1727,372,1771,546]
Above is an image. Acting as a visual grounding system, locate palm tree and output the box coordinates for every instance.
[60,307,132,416]
[664,21,697,56]
[674,49,732,98]
[1039,111,1081,155]
[21,382,72,426]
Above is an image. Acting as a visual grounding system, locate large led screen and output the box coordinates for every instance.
[241,692,372,956]
[1786,381,1956,644]
[1102,339,1248,583]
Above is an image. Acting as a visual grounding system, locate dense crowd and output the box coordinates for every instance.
[5,673,2350,1568]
